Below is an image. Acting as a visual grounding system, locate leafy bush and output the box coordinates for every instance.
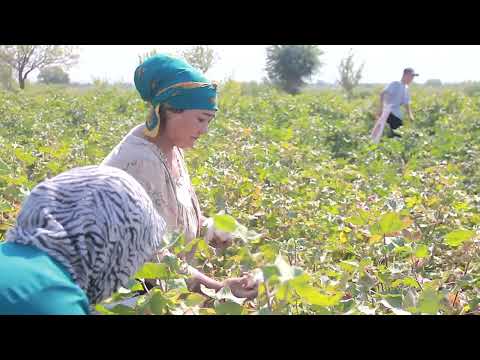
[2,84,480,315]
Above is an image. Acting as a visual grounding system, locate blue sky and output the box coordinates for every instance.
[63,45,480,85]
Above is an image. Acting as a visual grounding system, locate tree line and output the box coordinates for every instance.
[0,45,447,96]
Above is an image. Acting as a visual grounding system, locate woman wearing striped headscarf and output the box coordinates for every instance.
[0,165,167,314]
[102,54,257,296]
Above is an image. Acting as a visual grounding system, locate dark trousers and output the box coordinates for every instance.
[387,113,403,130]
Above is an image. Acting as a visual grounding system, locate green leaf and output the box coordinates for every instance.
[129,283,144,292]
[382,294,403,308]
[393,245,413,256]
[94,304,115,315]
[232,222,260,243]
[0,158,10,176]
[185,293,206,307]
[46,161,61,173]
[289,273,311,288]
[215,300,243,315]
[5,175,28,186]
[378,212,405,234]
[183,237,200,253]
[275,282,295,303]
[417,288,443,315]
[213,214,237,233]
[134,262,170,279]
[405,196,419,208]
[259,244,278,262]
[262,264,280,282]
[149,292,169,314]
[468,298,480,313]
[199,308,217,315]
[369,223,383,236]
[346,215,365,226]
[444,230,475,247]
[165,278,189,292]
[414,244,429,258]
[357,208,370,222]
[392,277,420,289]
[289,273,343,307]
[38,146,54,155]
[257,308,274,315]
[379,299,410,315]
[14,148,36,166]
[0,199,15,213]
[109,304,136,315]
[339,260,358,273]
[403,277,421,288]
[196,238,213,258]
[295,286,342,307]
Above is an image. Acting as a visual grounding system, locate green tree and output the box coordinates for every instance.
[137,46,218,74]
[0,45,78,89]
[265,45,323,94]
[37,66,70,84]
[138,49,161,65]
[425,79,442,87]
[337,49,364,98]
[177,46,218,74]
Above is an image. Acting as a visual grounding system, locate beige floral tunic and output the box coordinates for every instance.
[102,125,202,256]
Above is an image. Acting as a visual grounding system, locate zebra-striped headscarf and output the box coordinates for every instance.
[6,165,166,305]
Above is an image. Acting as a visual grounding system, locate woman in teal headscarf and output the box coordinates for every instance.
[102,54,257,298]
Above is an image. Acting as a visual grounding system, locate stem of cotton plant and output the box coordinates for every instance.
[415,278,423,291]
[383,234,388,267]
[410,255,423,291]
[264,282,273,312]
[428,243,437,265]
[426,210,442,246]
[452,258,471,311]
[294,240,297,266]
[135,278,148,293]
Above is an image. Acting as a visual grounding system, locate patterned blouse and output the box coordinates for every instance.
[102,125,203,258]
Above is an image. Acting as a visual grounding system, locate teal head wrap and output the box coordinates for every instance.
[134,54,218,137]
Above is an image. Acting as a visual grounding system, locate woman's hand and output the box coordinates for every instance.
[210,229,233,250]
[186,270,258,300]
[203,217,233,250]
[223,275,258,300]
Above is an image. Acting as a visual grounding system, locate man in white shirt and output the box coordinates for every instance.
[378,68,419,138]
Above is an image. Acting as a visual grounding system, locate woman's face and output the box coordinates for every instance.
[165,109,216,149]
